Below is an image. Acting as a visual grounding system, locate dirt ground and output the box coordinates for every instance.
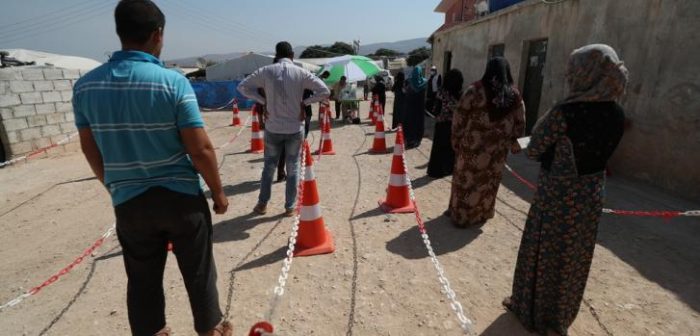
[1,96,699,336]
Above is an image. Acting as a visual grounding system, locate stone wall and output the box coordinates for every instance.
[431,0,700,199]
[0,66,83,159]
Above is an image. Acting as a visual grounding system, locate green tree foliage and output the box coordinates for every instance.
[300,42,356,58]
[407,47,431,66]
[373,48,401,57]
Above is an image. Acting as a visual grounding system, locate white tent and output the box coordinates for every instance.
[206,53,320,81]
[3,49,101,71]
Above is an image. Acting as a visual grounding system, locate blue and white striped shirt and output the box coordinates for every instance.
[73,50,204,206]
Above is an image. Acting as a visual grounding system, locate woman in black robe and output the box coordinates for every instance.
[427,69,463,178]
[391,72,406,130]
[402,66,427,149]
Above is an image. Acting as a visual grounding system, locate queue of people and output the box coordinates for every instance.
[73,2,628,335]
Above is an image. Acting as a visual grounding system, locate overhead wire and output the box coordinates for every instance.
[0,0,100,30]
[0,1,115,39]
[0,2,116,44]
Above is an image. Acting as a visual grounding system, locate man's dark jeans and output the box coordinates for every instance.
[115,187,222,336]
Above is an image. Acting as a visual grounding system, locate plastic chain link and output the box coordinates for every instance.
[399,127,473,334]
[264,143,307,326]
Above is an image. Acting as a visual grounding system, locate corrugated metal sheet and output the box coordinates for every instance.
[489,0,526,12]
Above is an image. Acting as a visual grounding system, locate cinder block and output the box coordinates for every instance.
[63,69,81,79]
[42,124,62,136]
[5,130,20,144]
[60,90,72,102]
[35,103,56,115]
[53,80,72,91]
[34,137,52,149]
[3,118,28,131]
[33,80,54,91]
[42,91,62,103]
[20,92,43,104]
[10,141,33,154]
[56,102,72,112]
[21,68,45,80]
[0,108,13,119]
[27,115,47,127]
[20,127,42,141]
[46,113,65,124]
[0,94,21,107]
[64,112,75,122]
[43,68,64,80]
[9,81,34,93]
[12,104,36,118]
[51,134,70,144]
[0,81,7,95]
[60,121,77,133]
[0,69,22,80]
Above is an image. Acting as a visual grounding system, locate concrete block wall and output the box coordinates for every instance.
[0,66,85,159]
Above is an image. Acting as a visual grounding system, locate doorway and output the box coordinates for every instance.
[443,51,452,75]
[521,39,548,134]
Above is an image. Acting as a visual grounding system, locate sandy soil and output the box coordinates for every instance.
[1,97,698,336]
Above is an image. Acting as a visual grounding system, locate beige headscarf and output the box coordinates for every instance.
[564,44,629,103]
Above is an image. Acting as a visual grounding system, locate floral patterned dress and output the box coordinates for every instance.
[507,102,625,335]
[449,82,525,227]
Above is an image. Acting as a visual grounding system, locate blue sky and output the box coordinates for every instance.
[0,0,444,61]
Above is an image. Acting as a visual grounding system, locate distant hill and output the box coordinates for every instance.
[166,38,429,67]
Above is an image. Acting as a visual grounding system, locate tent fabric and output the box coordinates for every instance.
[3,49,101,70]
[205,52,320,81]
[191,80,254,110]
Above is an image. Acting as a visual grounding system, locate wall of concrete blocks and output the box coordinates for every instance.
[0,66,84,159]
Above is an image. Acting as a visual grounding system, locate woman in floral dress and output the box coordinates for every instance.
[505,44,629,336]
[449,57,525,227]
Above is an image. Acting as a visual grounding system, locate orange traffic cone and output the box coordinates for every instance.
[379,126,416,213]
[369,105,389,154]
[370,94,379,124]
[295,142,335,257]
[315,110,336,155]
[231,98,241,126]
[248,104,264,153]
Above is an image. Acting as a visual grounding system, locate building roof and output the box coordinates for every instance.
[435,0,459,13]
[2,49,101,70]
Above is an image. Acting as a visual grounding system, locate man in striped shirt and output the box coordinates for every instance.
[73,1,231,335]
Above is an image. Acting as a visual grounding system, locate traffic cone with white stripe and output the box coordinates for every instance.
[315,110,336,155]
[369,105,388,154]
[230,98,241,126]
[295,141,335,257]
[379,126,416,213]
[248,104,264,153]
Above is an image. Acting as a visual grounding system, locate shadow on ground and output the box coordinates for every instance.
[480,313,535,336]
[213,212,284,244]
[386,214,483,259]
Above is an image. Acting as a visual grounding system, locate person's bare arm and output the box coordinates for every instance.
[78,128,104,184]
[180,127,228,214]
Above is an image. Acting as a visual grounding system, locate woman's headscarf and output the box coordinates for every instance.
[409,66,427,91]
[393,71,405,92]
[564,44,629,103]
[481,57,520,121]
[442,68,464,100]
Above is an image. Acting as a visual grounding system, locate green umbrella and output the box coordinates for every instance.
[317,55,382,85]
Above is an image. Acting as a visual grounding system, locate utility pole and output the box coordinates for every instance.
[353,39,361,55]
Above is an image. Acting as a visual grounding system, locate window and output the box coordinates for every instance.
[489,44,505,59]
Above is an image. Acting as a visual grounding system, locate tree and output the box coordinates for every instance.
[407,47,431,66]
[374,48,401,57]
[300,41,357,58]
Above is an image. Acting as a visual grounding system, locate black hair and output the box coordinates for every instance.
[340,76,347,81]
[275,41,294,59]
[443,69,464,100]
[115,0,165,44]
[320,71,330,78]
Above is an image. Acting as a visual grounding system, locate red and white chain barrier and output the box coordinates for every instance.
[0,132,79,168]
[401,128,473,334]
[215,115,251,150]
[0,223,116,312]
[504,164,700,219]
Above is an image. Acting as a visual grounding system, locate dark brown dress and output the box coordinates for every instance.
[449,82,525,227]
[507,102,625,335]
